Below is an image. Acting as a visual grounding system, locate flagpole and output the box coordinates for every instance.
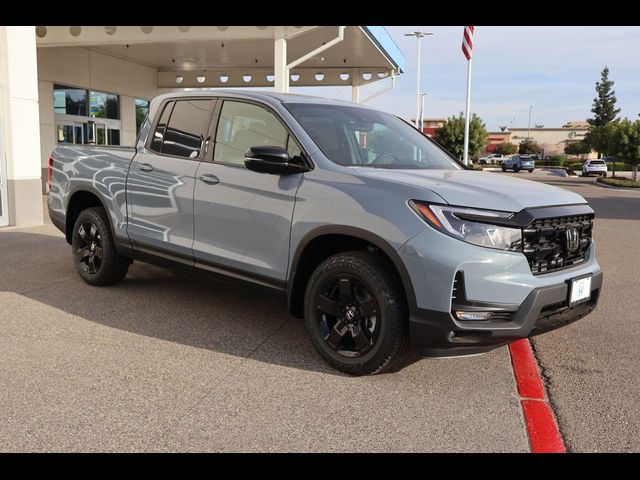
[463,55,472,166]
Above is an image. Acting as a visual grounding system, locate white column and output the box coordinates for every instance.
[38,80,55,191]
[274,27,289,93]
[120,95,138,146]
[0,26,43,226]
[351,85,360,103]
[351,68,360,104]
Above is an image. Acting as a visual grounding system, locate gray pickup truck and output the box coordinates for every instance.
[48,91,603,375]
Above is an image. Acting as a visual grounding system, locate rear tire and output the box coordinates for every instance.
[501,165,507,172]
[304,251,410,376]
[514,165,521,173]
[603,172,607,177]
[528,169,533,173]
[71,207,130,286]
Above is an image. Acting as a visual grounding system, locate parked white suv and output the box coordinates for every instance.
[582,159,608,177]
[478,153,505,165]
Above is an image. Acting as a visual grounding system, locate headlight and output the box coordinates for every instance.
[408,201,522,251]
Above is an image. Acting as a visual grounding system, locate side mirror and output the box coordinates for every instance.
[244,146,308,175]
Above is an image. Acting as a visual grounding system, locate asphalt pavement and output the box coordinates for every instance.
[0,223,527,452]
[504,172,640,452]
[0,174,637,452]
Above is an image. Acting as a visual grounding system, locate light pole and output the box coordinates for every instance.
[419,92,428,131]
[527,105,532,140]
[405,31,434,128]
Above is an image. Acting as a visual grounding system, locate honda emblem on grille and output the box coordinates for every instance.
[565,227,580,253]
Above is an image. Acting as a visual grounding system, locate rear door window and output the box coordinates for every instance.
[149,99,214,159]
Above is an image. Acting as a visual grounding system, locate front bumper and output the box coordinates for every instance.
[398,222,603,357]
[409,271,602,357]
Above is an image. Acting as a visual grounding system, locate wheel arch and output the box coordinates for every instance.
[287,226,417,318]
[65,187,114,245]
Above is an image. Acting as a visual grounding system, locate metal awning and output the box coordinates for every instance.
[35,26,404,95]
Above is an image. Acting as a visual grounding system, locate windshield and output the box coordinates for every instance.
[285,103,461,170]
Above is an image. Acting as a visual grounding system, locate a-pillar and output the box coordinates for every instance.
[274,27,289,94]
[0,26,43,226]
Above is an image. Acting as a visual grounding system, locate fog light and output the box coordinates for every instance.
[455,311,494,321]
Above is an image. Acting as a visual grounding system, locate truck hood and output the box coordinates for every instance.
[352,168,587,212]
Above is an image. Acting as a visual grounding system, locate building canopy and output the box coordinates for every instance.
[35,26,404,91]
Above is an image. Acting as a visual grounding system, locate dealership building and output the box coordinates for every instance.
[0,26,403,227]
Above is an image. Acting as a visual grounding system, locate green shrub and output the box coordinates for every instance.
[548,155,565,166]
[609,162,633,171]
[468,163,483,170]
[568,162,583,170]
[597,177,640,188]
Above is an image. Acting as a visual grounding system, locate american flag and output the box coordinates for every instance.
[462,26,474,61]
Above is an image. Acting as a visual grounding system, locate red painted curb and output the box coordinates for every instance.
[508,339,566,453]
[509,339,545,400]
[521,400,566,453]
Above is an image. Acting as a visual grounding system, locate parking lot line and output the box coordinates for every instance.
[509,339,565,453]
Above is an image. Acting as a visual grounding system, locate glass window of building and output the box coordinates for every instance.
[53,84,88,116]
[90,91,119,120]
[135,99,150,135]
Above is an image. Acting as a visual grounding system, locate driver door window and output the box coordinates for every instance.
[214,101,288,166]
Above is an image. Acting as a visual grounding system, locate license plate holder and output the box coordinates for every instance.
[569,275,592,306]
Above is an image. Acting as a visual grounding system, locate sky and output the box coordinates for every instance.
[292,26,640,132]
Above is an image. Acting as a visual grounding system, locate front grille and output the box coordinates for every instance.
[522,214,593,274]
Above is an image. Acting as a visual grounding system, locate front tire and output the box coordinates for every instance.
[304,251,410,375]
[528,169,534,173]
[72,207,130,286]
[513,165,521,173]
[501,165,507,172]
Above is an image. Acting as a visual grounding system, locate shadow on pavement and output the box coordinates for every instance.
[0,229,418,376]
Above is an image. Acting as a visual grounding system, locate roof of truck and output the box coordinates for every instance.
[153,89,375,109]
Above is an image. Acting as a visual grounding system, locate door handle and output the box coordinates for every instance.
[199,174,220,185]
[139,163,154,172]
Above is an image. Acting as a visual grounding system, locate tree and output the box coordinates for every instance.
[534,124,544,129]
[615,119,640,181]
[495,142,517,155]
[434,112,489,160]
[585,122,621,165]
[518,138,541,155]
[136,104,148,134]
[587,66,621,128]
[564,141,592,159]
[499,125,507,132]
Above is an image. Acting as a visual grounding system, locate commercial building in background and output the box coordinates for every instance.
[481,121,595,159]
[412,118,446,137]
[484,131,512,153]
[0,26,403,228]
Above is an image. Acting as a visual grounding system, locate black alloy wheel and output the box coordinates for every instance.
[71,207,130,286]
[304,251,410,375]
[76,221,103,274]
[316,275,380,358]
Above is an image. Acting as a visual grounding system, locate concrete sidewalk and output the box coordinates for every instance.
[0,223,529,452]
